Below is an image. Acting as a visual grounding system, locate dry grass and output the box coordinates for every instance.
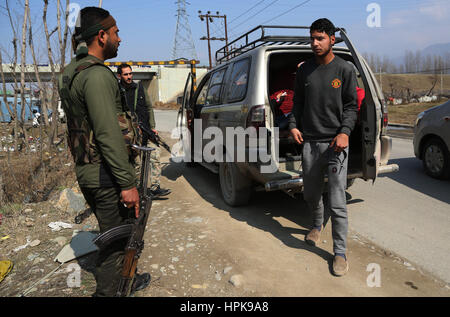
[381,74,450,97]
[0,151,75,204]
[387,101,445,126]
[0,122,76,205]
[0,147,76,207]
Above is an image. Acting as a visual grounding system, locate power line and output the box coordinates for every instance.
[209,16,225,38]
[228,0,267,25]
[228,0,313,41]
[261,0,313,25]
[231,0,280,32]
[198,11,229,69]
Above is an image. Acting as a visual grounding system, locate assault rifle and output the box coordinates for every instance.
[139,123,171,154]
[93,144,155,297]
[118,85,171,153]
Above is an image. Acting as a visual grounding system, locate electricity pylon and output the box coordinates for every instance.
[172,0,198,61]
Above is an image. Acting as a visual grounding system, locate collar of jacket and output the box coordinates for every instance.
[119,80,137,90]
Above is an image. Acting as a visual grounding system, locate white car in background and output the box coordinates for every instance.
[413,100,450,179]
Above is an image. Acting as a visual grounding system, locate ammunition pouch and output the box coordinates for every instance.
[117,111,140,159]
[66,119,101,164]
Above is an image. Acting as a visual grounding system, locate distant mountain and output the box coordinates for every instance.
[422,42,450,56]
[380,43,450,70]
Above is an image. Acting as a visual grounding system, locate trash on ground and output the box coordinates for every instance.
[13,237,31,252]
[54,231,98,263]
[48,222,73,232]
[0,260,14,284]
[1,235,10,241]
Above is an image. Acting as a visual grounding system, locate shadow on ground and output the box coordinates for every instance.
[384,157,450,205]
[162,161,356,264]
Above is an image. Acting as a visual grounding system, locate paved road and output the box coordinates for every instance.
[154,110,450,285]
[347,137,450,284]
[154,109,178,133]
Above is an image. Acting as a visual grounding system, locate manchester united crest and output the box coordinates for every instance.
[331,78,342,89]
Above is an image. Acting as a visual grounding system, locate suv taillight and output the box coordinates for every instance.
[246,105,266,129]
[383,112,388,127]
[381,99,388,135]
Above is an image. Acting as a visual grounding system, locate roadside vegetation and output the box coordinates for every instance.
[388,100,448,126]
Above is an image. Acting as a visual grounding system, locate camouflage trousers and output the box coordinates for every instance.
[135,139,161,190]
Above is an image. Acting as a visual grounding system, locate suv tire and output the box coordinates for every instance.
[422,137,450,180]
[219,162,252,206]
[346,178,355,189]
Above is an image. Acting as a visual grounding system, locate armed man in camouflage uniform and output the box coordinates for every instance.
[117,64,171,198]
[58,7,150,296]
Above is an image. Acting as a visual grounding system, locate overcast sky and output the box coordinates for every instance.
[0,0,449,65]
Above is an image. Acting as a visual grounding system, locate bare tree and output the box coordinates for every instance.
[19,0,30,151]
[404,50,414,73]
[57,0,70,71]
[0,51,14,122]
[42,0,71,149]
[414,50,422,73]
[42,0,58,149]
[5,0,20,151]
[28,13,48,126]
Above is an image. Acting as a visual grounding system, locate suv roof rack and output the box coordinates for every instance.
[215,25,346,64]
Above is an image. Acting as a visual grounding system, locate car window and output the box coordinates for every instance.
[210,68,226,86]
[206,68,227,105]
[195,77,210,106]
[226,58,250,103]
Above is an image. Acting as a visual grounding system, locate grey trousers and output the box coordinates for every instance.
[302,141,349,255]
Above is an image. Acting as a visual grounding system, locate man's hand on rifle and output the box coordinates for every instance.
[152,129,158,135]
[121,187,140,218]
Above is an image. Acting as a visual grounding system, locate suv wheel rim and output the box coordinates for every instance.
[425,144,444,174]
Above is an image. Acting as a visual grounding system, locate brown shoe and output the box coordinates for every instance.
[305,226,322,246]
[332,255,349,276]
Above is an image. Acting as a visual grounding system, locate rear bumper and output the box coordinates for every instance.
[263,163,400,192]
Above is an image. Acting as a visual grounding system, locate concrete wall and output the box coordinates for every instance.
[141,74,158,105]
[141,66,208,104]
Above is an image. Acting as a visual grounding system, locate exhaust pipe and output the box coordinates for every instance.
[265,177,303,192]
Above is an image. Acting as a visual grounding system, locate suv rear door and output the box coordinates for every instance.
[339,29,381,180]
[176,72,195,162]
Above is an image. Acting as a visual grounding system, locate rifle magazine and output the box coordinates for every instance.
[93,224,133,250]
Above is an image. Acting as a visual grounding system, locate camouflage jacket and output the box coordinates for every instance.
[58,54,137,190]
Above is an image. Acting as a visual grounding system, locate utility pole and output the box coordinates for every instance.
[198,11,228,69]
[98,0,102,8]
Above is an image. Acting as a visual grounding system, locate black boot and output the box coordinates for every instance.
[150,186,171,198]
[130,272,151,295]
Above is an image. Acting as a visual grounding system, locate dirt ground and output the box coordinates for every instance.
[1,132,449,298]
[153,101,180,110]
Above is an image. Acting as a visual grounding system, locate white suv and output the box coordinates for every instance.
[177,25,399,206]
